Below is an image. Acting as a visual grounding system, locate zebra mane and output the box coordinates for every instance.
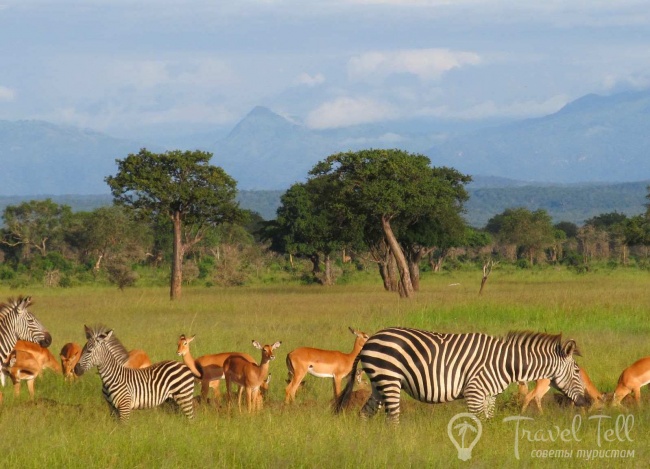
[0,296,32,320]
[89,324,130,363]
[502,330,563,349]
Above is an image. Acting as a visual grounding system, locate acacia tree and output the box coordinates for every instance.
[399,166,471,290]
[310,149,470,298]
[106,149,243,300]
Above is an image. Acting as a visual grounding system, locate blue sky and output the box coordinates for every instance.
[1,0,649,141]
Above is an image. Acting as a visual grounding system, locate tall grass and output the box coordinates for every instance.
[0,269,648,467]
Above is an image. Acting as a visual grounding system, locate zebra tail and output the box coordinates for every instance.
[333,354,360,414]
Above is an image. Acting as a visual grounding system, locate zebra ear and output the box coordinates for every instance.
[84,325,93,340]
[562,339,581,357]
[98,329,114,342]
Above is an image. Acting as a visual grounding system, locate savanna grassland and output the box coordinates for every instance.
[0,269,648,468]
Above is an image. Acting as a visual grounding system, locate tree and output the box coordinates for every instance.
[310,149,471,297]
[1,199,72,260]
[66,206,152,272]
[399,166,471,290]
[260,180,347,285]
[106,149,243,300]
[486,208,555,264]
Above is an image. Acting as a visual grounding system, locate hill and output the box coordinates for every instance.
[3,181,646,227]
[427,90,650,183]
[2,89,650,194]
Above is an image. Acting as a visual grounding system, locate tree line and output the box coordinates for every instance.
[2,148,650,299]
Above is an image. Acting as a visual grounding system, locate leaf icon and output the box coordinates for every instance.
[454,421,478,447]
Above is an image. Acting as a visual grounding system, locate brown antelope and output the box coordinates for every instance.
[125,349,152,369]
[60,342,82,381]
[521,367,604,413]
[223,340,281,413]
[176,334,256,402]
[284,327,369,404]
[609,357,650,407]
[60,343,149,381]
[3,340,61,399]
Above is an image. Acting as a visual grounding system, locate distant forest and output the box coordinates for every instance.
[1,181,648,228]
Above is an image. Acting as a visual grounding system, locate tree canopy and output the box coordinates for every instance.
[106,148,243,299]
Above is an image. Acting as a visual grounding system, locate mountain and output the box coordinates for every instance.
[210,106,337,190]
[427,89,650,183]
[0,120,148,196]
[2,89,650,196]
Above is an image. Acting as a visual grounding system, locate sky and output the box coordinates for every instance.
[1,0,649,142]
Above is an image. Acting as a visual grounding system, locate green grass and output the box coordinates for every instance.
[0,269,649,467]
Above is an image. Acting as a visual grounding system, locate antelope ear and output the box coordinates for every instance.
[562,339,581,357]
[84,325,93,340]
[349,326,356,335]
[272,341,282,350]
[189,335,196,343]
[252,340,262,350]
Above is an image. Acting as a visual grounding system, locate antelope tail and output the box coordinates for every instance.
[333,354,360,414]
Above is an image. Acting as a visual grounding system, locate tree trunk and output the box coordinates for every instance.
[323,254,333,286]
[170,211,184,300]
[381,216,414,298]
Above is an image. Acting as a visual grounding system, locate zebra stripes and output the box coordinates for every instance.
[0,296,52,387]
[74,325,195,421]
[335,327,586,422]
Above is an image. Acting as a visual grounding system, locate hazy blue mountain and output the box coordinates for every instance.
[0,120,148,196]
[427,89,650,183]
[2,89,650,196]
[209,106,338,190]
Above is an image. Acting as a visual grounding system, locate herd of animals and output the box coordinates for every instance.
[1,296,649,423]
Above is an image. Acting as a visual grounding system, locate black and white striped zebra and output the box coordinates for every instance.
[0,296,52,387]
[74,325,195,421]
[335,327,587,422]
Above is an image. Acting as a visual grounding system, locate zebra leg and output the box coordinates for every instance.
[172,390,195,419]
[360,394,382,420]
[381,383,403,424]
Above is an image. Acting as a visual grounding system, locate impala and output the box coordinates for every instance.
[125,349,152,369]
[60,342,82,381]
[521,367,604,413]
[285,327,369,404]
[3,340,61,399]
[609,356,650,407]
[176,334,256,402]
[223,340,281,413]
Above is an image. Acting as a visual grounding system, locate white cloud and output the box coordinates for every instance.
[427,95,570,120]
[107,58,237,90]
[0,85,15,101]
[306,96,395,129]
[294,72,326,87]
[348,48,481,82]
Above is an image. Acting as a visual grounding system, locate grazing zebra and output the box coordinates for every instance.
[335,327,587,423]
[0,296,52,388]
[74,325,195,421]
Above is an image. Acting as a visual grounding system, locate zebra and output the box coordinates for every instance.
[74,325,195,422]
[335,327,587,423]
[0,296,52,388]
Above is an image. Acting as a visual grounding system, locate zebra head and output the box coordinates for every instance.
[552,339,587,407]
[75,325,120,376]
[2,296,52,348]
